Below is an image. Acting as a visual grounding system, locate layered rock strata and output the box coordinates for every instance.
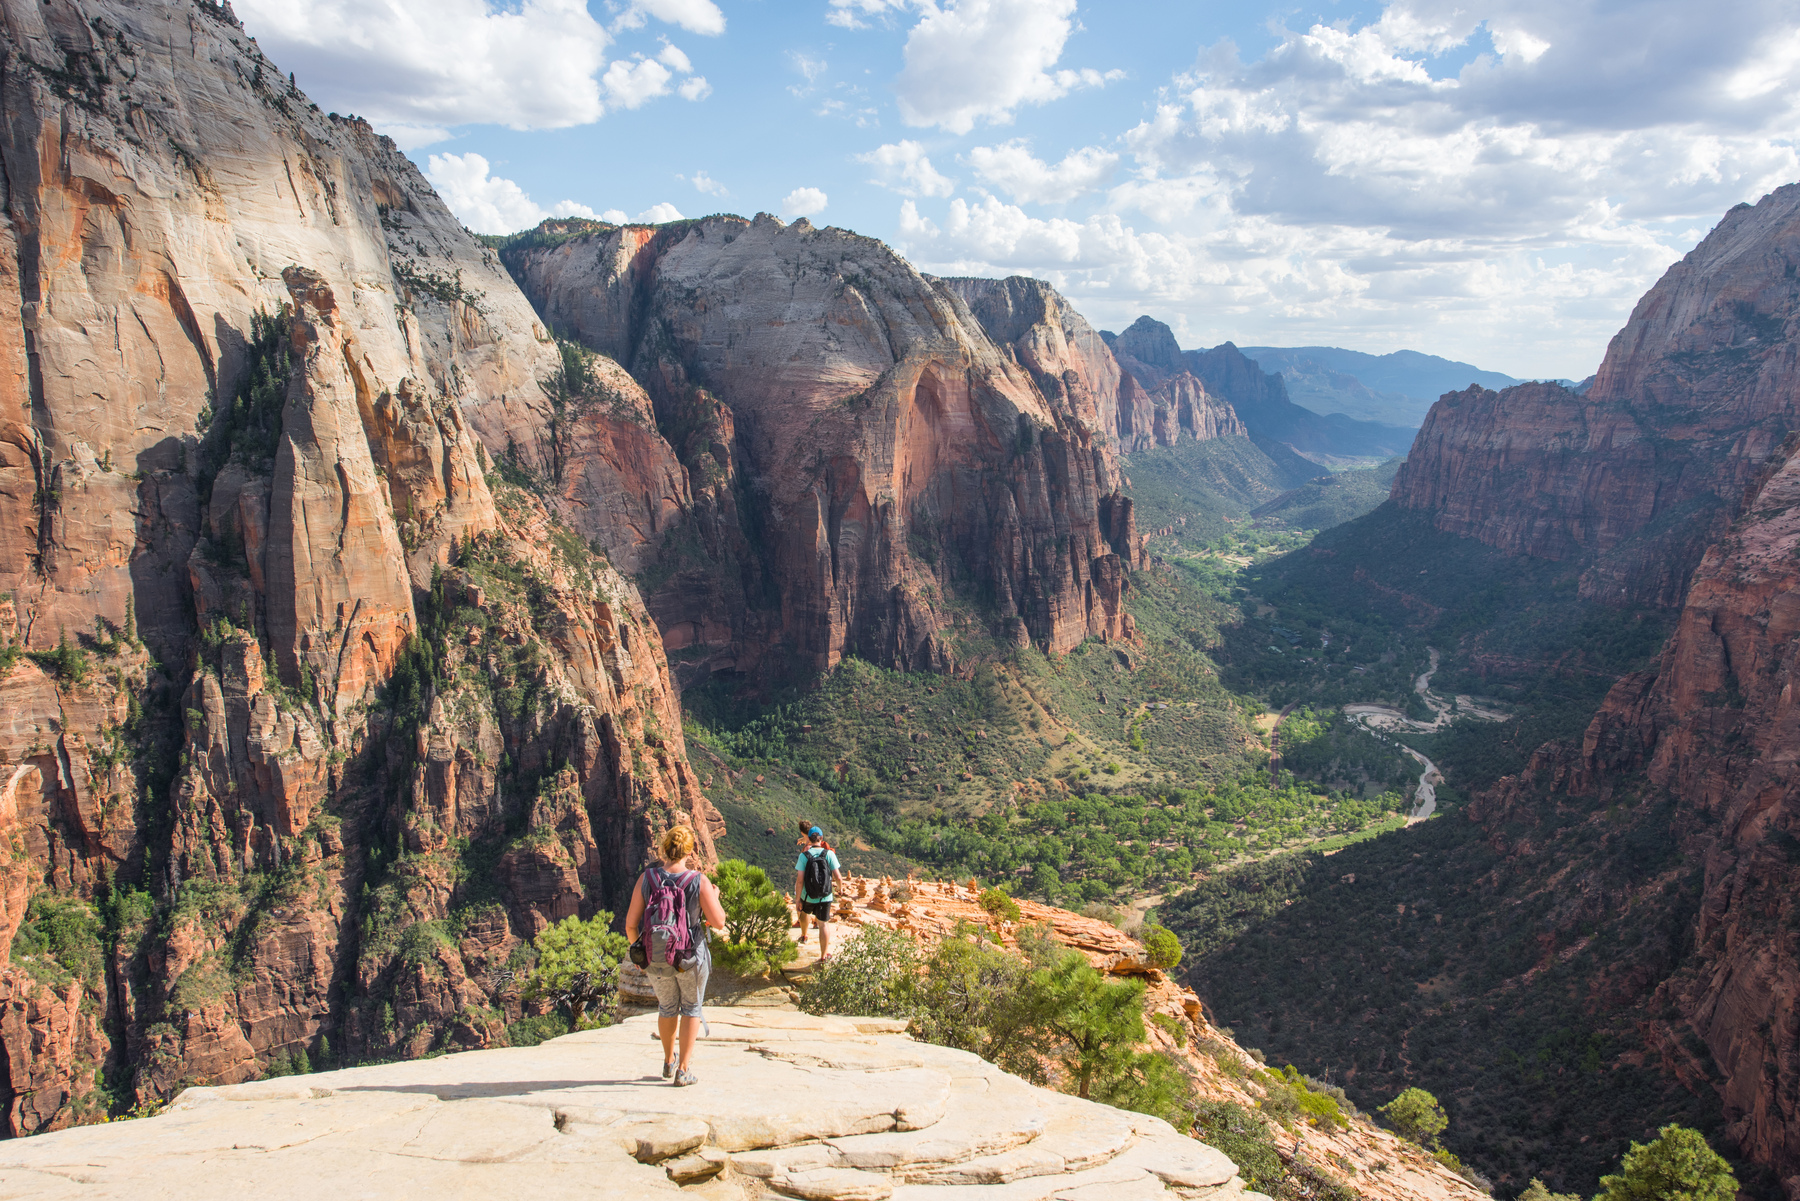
[503,223,1147,684]
[1471,434,1800,1198]
[1391,183,1800,607]
[0,0,715,1133]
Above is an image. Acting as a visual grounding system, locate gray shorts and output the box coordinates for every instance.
[644,942,710,1018]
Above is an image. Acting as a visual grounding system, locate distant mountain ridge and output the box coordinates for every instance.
[1102,319,1418,462]
[1240,346,1529,428]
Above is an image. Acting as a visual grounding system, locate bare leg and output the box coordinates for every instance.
[658,1015,677,1067]
[818,920,832,959]
[677,1016,701,1069]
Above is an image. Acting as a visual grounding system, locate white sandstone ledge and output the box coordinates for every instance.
[0,1008,1267,1201]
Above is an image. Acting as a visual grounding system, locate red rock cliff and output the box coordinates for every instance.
[1470,435,1800,1198]
[1391,184,1800,607]
[0,0,717,1133]
[504,219,1146,685]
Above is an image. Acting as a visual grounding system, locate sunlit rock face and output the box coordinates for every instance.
[504,219,1145,687]
[1391,184,1800,608]
[0,0,716,1130]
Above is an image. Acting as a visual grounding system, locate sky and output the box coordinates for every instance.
[232,0,1800,380]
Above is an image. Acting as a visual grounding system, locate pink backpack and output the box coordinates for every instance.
[643,867,699,967]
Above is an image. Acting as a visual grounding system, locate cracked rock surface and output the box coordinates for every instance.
[0,1008,1261,1201]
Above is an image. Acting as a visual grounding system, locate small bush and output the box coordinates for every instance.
[711,859,798,975]
[1193,1101,1285,1194]
[1257,1065,1345,1130]
[977,885,1022,924]
[1150,1011,1189,1047]
[799,926,920,1018]
[505,1014,571,1047]
[11,894,104,984]
[1140,923,1182,969]
[28,627,89,685]
[523,913,628,1029]
[1380,1086,1448,1146]
[1517,1179,1581,1201]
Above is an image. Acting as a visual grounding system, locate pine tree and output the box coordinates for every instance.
[1594,1125,1737,1201]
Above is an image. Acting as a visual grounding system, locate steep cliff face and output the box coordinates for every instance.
[504,221,1145,685]
[0,0,715,1134]
[1391,184,1800,608]
[1098,315,1248,452]
[1471,434,1800,1198]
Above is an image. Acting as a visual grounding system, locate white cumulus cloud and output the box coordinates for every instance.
[893,0,1122,134]
[603,57,674,108]
[426,152,598,234]
[236,0,610,147]
[683,170,730,197]
[236,0,716,147]
[614,0,726,36]
[857,141,956,198]
[594,203,689,224]
[888,0,1800,377]
[966,141,1118,204]
[782,187,830,218]
[825,0,922,30]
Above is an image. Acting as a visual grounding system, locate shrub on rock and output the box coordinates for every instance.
[1140,923,1182,969]
[1380,1086,1448,1146]
[977,885,1022,924]
[523,913,627,1029]
[799,926,920,1018]
[710,859,799,975]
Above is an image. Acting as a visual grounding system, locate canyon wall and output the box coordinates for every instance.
[503,222,1148,686]
[0,0,715,1133]
[1097,312,1248,452]
[1470,433,1800,1199]
[1391,184,1800,607]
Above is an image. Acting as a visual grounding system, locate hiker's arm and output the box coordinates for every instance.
[698,876,727,931]
[793,870,804,901]
[624,876,645,942]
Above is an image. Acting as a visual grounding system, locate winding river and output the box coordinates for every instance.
[1335,648,1505,824]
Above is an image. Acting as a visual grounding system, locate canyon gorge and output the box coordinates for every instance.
[0,5,1797,1201]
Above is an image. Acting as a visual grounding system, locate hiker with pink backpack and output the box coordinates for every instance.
[624,825,726,1087]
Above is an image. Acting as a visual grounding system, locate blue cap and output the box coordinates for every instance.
[808,826,822,836]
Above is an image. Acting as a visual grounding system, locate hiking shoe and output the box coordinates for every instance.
[662,1060,674,1079]
[673,1068,697,1087]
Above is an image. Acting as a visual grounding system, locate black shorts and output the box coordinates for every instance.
[800,899,833,922]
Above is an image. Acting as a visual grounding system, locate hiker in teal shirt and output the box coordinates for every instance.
[793,827,845,961]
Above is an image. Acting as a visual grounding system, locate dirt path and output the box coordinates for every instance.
[1267,702,1296,788]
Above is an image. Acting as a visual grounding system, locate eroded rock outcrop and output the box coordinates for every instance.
[1391,184,1800,607]
[504,222,1146,684]
[1471,434,1800,1199]
[0,1007,1260,1201]
[0,0,716,1134]
[786,878,1488,1201]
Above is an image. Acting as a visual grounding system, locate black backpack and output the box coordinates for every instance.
[802,847,831,898]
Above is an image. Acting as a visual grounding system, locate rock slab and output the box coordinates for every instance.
[0,1008,1255,1201]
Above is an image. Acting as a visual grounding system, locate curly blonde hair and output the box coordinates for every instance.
[658,824,697,864]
